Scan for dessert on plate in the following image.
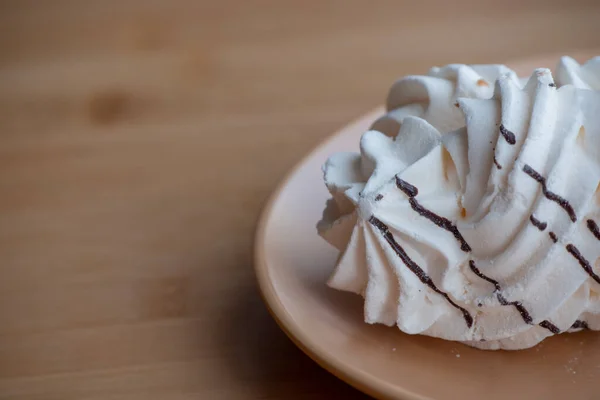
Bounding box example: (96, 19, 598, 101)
(317, 57, 600, 350)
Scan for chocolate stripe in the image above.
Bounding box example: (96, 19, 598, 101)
(529, 215, 547, 231)
(587, 219, 600, 241)
(566, 244, 600, 285)
(539, 320, 561, 334)
(493, 155, 502, 170)
(470, 261, 560, 333)
(549, 232, 558, 243)
(468, 260, 500, 290)
(369, 216, 473, 328)
(499, 124, 516, 145)
(469, 261, 533, 325)
(496, 293, 535, 326)
(522, 165, 577, 222)
(571, 320, 589, 330)
(396, 177, 471, 252)
(395, 178, 418, 197)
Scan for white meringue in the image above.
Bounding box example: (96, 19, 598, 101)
(318, 59, 600, 350)
(556, 56, 600, 90)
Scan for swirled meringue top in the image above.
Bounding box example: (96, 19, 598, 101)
(318, 59, 600, 350)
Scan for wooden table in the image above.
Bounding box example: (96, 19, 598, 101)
(1, 1, 599, 399)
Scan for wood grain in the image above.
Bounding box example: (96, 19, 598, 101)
(0, 1, 599, 399)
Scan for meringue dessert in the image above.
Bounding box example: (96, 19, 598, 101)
(317, 57, 600, 350)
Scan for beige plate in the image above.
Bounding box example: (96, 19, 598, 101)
(254, 52, 600, 400)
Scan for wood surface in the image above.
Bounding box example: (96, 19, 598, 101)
(0, 1, 599, 399)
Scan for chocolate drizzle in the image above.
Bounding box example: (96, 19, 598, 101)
(469, 261, 560, 333)
(493, 155, 502, 170)
(571, 320, 589, 330)
(369, 216, 473, 328)
(549, 232, 558, 243)
(522, 164, 577, 222)
(529, 215, 547, 231)
(566, 244, 600, 285)
(499, 124, 516, 145)
(374, 194, 384, 202)
(396, 177, 471, 252)
(548, 82, 556, 88)
(395, 178, 418, 197)
(469, 261, 533, 324)
(539, 320, 561, 334)
(587, 219, 600, 241)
